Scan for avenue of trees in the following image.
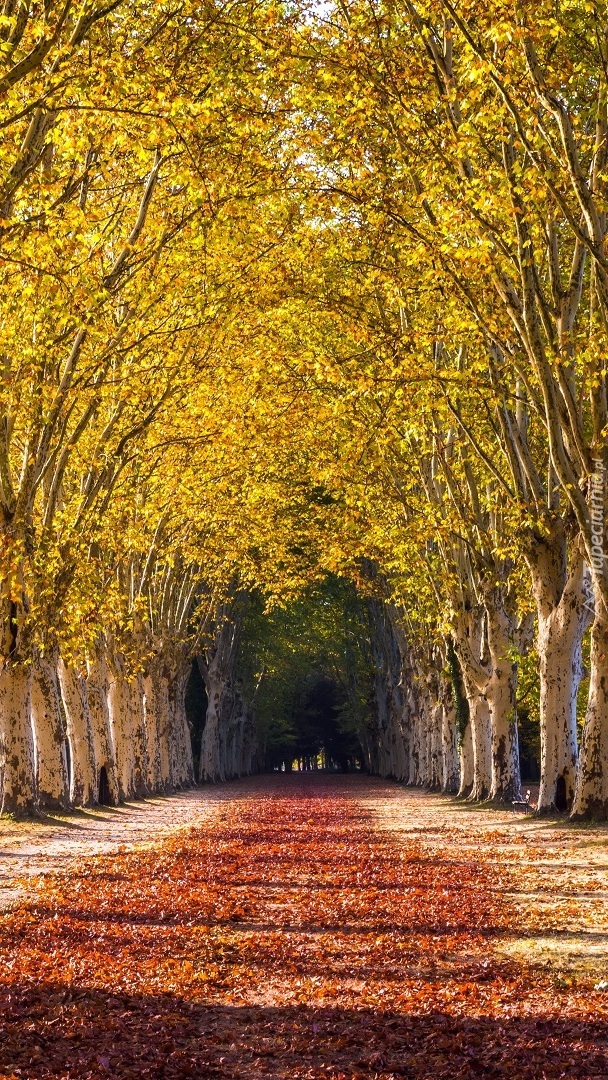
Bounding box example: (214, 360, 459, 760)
(0, 0, 607, 818)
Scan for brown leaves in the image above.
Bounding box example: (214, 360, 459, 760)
(1, 775, 608, 1077)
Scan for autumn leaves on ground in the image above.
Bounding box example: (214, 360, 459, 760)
(2, 776, 608, 1080)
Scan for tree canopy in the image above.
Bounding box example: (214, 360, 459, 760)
(1, 0, 607, 818)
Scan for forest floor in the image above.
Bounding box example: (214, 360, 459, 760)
(1, 775, 608, 1078)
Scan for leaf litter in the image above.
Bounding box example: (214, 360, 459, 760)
(1, 774, 608, 1078)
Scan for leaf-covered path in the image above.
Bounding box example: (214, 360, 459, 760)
(2, 775, 608, 1079)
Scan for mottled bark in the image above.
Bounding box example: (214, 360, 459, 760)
(454, 606, 492, 801)
(167, 662, 194, 787)
(429, 696, 443, 790)
(528, 534, 590, 811)
(30, 650, 69, 808)
(458, 720, 474, 797)
(107, 665, 137, 799)
(0, 661, 36, 815)
(484, 593, 522, 803)
(468, 694, 493, 801)
(141, 668, 163, 792)
(58, 658, 96, 805)
(571, 618, 608, 819)
(86, 651, 120, 805)
(199, 663, 225, 783)
(440, 677, 460, 793)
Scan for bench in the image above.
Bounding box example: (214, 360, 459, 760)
(512, 790, 533, 813)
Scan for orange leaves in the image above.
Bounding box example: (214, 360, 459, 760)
(1, 776, 608, 1076)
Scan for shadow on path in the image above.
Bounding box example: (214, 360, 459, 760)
(2, 981, 608, 1079)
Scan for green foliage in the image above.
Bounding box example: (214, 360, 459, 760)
(236, 576, 373, 766)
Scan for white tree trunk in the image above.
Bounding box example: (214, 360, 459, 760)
(142, 669, 163, 792)
(167, 663, 194, 787)
(537, 613, 585, 811)
(468, 694, 492, 801)
(58, 658, 96, 805)
(571, 617, 608, 819)
(458, 720, 474, 796)
(107, 665, 136, 799)
(418, 696, 433, 786)
(408, 698, 422, 785)
(486, 667, 521, 802)
(29, 651, 69, 809)
(86, 652, 120, 804)
(440, 685, 460, 793)
(128, 675, 149, 796)
(0, 661, 36, 815)
(455, 596, 522, 803)
(153, 668, 172, 789)
(402, 685, 415, 783)
(485, 596, 522, 803)
(446, 641, 473, 796)
(429, 700, 442, 788)
(454, 606, 492, 800)
(529, 540, 590, 811)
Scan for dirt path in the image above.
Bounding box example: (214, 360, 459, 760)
(1, 775, 608, 1078)
(367, 786, 608, 983)
(0, 789, 235, 913)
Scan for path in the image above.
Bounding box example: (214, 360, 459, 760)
(0, 790, 233, 913)
(1, 775, 608, 1078)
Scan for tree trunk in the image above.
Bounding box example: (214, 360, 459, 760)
(458, 719, 474, 797)
(440, 678, 460, 793)
(528, 535, 590, 812)
(571, 618, 608, 819)
(242, 707, 257, 775)
(368, 598, 410, 780)
(199, 666, 225, 783)
(198, 611, 241, 783)
(468, 694, 493, 801)
(58, 658, 96, 805)
(419, 694, 434, 786)
(0, 661, 36, 815)
(218, 686, 232, 780)
(141, 668, 163, 792)
(454, 593, 522, 803)
(408, 700, 422, 785)
(454, 605, 492, 800)
(485, 664, 521, 803)
(537, 607, 586, 812)
(231, 702, 244, 778)
(400, 682, 415, 784)
(30, 650, 69, 808)
(167, 662, 194, 787)
(429, 698, 442, 789)
(107, 665, 136, 799)
(86, 652, 120, 804)
(483, 592, 522, 803)
(393, 700, 409, 782)
(128, 675, 149, 796)
(154, 667, 172, 789)
(447, 638, 472, 795)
